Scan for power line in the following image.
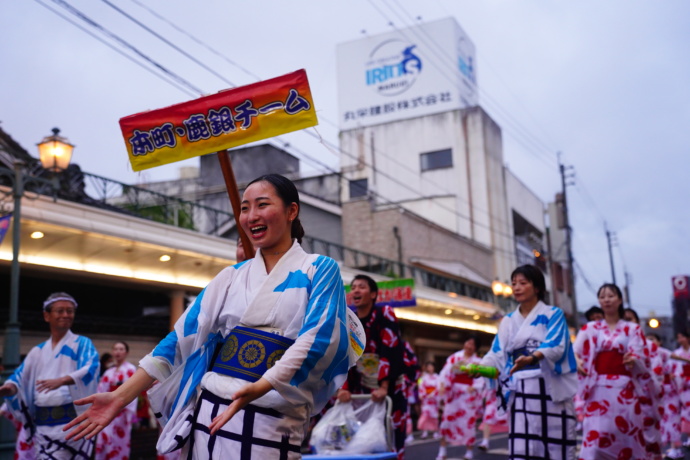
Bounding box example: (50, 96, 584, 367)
(373, 0, 559, 171)
(89, 0, 521, 236)
(127, 0, 262, 82)
(32, 0, 198, 98)
(37, 0, 558, 258)
(99, 0, 239, 89)
(43, 0, 204, 95)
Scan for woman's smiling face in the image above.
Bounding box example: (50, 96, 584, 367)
(240, 180, 297, 253)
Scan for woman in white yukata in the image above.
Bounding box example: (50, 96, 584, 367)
(436, 337, 484, 460)
(574, 284, 655, 460)
(674, 331, 690, 446)
(647, 333, 684, 459)
(417, 361, 441, 439)
(65, 174, 361, 459)
(476, 264, 578, 460)
(95, 341, 137, 460)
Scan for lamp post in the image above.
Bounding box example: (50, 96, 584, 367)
(492, 280, 514, 312)
(1, 128, 74, 376)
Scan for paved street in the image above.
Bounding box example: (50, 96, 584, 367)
(404, 431, 690, 459)
(405, 432, 510, 460)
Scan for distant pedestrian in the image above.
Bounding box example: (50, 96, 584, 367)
(436, 336, 484, 460)
(575, 284, 655, 459)
(99, 352, 114, 377)
(623, 307, 663, 458)
(648, 333, 685, 459)
(674, 331, 690, 446)
(95, 341, 137, 460)
(417, 362, 440, 439)
(402, 340, 420, 445)
(584, 305, 603, 322)
(478, 264, 577, 459)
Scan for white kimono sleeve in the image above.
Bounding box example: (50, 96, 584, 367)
(262, 256, 351, 414)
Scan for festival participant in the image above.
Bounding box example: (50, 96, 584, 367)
(65, 174, 360, 459)
(647, 333, 684, 459)
(574, 283, 655, 459)
(436, 336, 484, 460)
(584, 306, 604, 322)
(674, 331, 690, 447)
(402, 340, 420, 444)
(622, 307, 662, 459)
(337, 274, 407, 459)
(477, 383, 508, 451)
(0, 401, 35, 459)
(476, 264, 577, 459)
(0, 292, 99, 458)
(95, 341, 137, 460)
(417, 362, 441, 439)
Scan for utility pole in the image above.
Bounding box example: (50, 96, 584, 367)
(558, 153, 577, 317)
(624, 271, 632, 307)
(605, 222, 617, 285)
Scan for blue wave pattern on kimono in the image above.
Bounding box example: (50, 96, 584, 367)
(482, 302, 577, 404)
(141, 242, 355, 453)
(4, 331, 100, 430)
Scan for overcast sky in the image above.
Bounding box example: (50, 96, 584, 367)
(2, 0, 689, 318)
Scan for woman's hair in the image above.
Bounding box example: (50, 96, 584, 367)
(114, 341, 130, 353)
(597, 283, 625, 319)
(247, 174, 304, 243)
(624, 308, 640, 324)
(584, 305, 604, 321)
(464, 335, 480, 349)
(647, 333, 661, 343)
(510, 264, 546, 302)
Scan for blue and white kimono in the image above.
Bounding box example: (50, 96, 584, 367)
(3, 330, 100, 458)
(481, 301, 577, 460)
(140, 241, 359, 458)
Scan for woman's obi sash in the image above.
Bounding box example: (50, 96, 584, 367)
(34, 403, 77, 426)
(595, 350, 631, 376)
(451, 373, 474, 385)
(211, 326, 294, 383)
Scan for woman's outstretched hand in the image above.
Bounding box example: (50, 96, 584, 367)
(63, 392, 125, 441)
(209, 378, 273, 435)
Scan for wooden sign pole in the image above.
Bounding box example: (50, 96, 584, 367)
(217, 150, 255, 259)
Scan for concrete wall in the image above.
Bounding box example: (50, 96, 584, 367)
(340, 106, 515, 285)
(199, 145, 300, 188)
(342, 199, 493, 282)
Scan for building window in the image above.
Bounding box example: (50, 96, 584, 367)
(349, 178, 368, 199)
(420, 149, 453, 171)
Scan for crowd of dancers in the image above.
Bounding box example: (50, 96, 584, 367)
(0, 172, 686, 460)
(410, 267, 690, 460)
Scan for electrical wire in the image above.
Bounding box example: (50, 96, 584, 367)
(32, 0, 198, 98)
(85, 0, 523, 239)
(43, 0, 204, 95)
(35, 0, 555, 259)
(373, 0, 559, 170)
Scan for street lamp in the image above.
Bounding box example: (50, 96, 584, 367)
(0, 128, 74, 376)
(492, 280, 514, 312)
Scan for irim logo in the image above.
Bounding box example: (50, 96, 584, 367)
(365, 41, 422, 96)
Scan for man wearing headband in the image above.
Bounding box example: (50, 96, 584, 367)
(0, 292, 99, 458)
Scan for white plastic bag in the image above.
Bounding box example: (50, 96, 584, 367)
(341, 399, 388, 454)
(310, 401, 361, 454)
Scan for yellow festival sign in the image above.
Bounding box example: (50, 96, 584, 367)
(119, 69, 318, 171)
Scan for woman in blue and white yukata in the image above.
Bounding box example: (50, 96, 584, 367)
(65, 174, 363, 459)
(476, 264, 578, 460)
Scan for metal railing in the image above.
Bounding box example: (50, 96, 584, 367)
(79, 172, 235, 235)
